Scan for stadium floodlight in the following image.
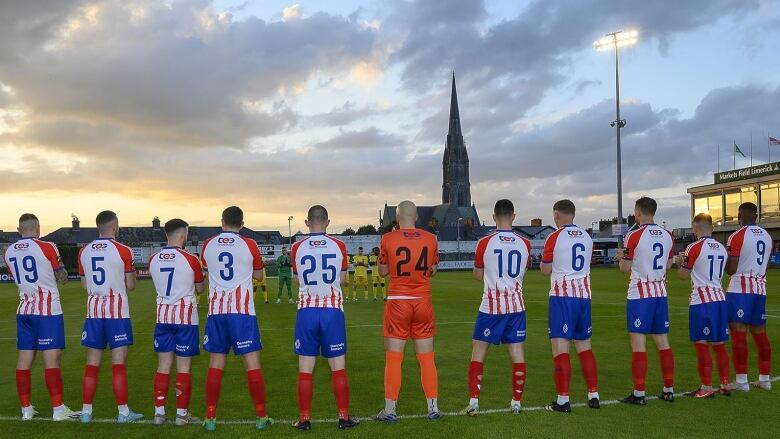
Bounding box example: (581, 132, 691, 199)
(287, 216, 293, 246)
(594, 29, 639, 248)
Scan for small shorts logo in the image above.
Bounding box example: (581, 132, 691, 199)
(295, 339, 301, 349)
(587, 326, 592, 334)
(203, 334, 209, 345)
(483, 328, 491, 337)
(81, 331, 87, 341)
(154, 339, 159, 348)
(737, 309, 745, 318)
(665, 321, 670, 328)
(562, 324, 569, 333)
(634, 318, 642, 328)
(703, 327, 710, 336)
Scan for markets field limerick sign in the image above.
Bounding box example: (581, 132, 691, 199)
(715, 162, 780, 184)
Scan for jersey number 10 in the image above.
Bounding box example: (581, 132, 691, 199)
(493, 249, 522, 278)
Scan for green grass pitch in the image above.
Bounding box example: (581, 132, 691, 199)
(0, 269, 778, 438)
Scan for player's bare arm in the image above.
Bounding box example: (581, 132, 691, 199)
(473, 267, 484, 280)
(615, 248, 632, 273)
(55, 267, 69, 284)
(675, 254, 690, 279)
(195, 280, 205, 294)
(378, 263, 389, 277)
(725, 256, 739, 275)
(125, 271, 137, 291)
(253, 269, 264, 281)
(80, 275, 87, 289)
(539, 262, 552, 276)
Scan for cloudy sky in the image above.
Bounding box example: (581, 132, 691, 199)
(1, 0, 779, 235)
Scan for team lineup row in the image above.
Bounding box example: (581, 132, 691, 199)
(4, 197, 773, 431)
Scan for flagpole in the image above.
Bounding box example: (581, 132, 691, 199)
(717, 143, 720, 173)
(770, 132, 772, 163)
(750, 130, 753, 167)
(734, 139, 736, 170)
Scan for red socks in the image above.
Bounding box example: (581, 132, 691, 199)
(246, 368, 267, 418)
(175, 372, 192, 411)
(468, 361, 484, 399)
(154, 372, 170, 408)
(712, 344, 730, 386)
(578, 349, 599, 393)
(694, 343, 713, 386)
(82, 364, 99, 405)
(331, 369, 350, 420)
(297, 372, 313, 422)
(752, 331, 772, 376)
(512, 362, 526, 401)
(631, 352, 648, 391)
(553, 353, 571, 396)
(205, 367, 223, 419)
(16, 369, 31, 407)
(44, 368, 64, 407)
(658, 348, 675, 388)
(732, 329, 748, 375)
(111, 364, 129, 406)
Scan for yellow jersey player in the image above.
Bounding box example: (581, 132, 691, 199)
(369, 247, 385, 300)
(343, 255, 351, 301)
(352, 247, 370, 300)
(253, 267, 269, 304)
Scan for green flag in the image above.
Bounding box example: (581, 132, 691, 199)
(734, 142, 746, 158)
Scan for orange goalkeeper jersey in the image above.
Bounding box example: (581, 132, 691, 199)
(379, 228, 439, 299)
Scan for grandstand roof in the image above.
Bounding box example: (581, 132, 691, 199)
(0, 230, 21, 243)
(41, 226, 284, 246)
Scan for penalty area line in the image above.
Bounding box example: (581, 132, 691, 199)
(1, 376, 777, 425)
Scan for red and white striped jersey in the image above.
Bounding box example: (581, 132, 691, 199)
(291, 233, 348, 310)
(149, 247, 204, 325)
(201, 231, 263, 316)
(683, 237, 727, 305)
(726, 225, 771, 295)
(4, 238, 64, 316)
(78, 238, 135, 319)
(542, 225, 593, 299)
(623, 224, 674, 299)
(474, 230, 531, 314)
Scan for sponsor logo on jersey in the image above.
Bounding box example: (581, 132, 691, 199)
(91, 242, 108, 249)
(159, 252, 176, 260)
(499, 236, 516, 242)
(649, 229, 664, 236)
(750, 228, 764, 235)
(309, 239, 327, 247)
(217, 237, 235, 244)
(707, 242, 720, 249)
(403, 231, 422, 238)
(13, 242, 30, 249)
(567, 230, 583, 237)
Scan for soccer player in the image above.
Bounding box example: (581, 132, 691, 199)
(352, 246, 370, 300)
(253, 267, 269, 304)
(615, 197, 676, 404)
(149, 219, 204, 426)
(200, 206, 272, 431)
(343, 254, 352, 301)
(276, 247, 294, 304)
(461, 199, 531, 416)
(374, 200, 441, 422)
(78, 210, 142, 423)
(5, 213, 77, 421)
(725, 202, 772, 391)
(289, 205, 359, 431)
(541, 200, 599, 413)
(370, 246, 386, 300)
(675, 213, 731, 398)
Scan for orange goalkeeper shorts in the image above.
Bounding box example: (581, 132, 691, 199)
(383, 297, 436, 339)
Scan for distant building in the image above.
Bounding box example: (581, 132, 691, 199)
(381, 73, 484, 240)
(0, 230, 20, 243)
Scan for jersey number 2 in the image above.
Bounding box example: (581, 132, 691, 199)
(396, 247, 428, 276)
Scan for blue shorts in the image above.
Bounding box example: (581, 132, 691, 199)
(627, 297, 670, 334)
(727, 293, 767, 326)
(548, 297, 592, 340)
(154, 323, 200, 357)
(294, 308, 347, 358)
(17, 314, 65, 351)
(689, 301, 729, 342)
(203, 314, 262, 355)
(81, 318, 133, 349)
(472, 311, 526, 345)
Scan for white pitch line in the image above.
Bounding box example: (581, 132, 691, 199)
(1, 376, 777, 425)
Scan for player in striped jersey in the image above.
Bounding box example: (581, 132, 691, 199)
(289, 205, 359, 431)
(725, 202, 773, 391)
(78, 210, 142, 423)
(541, 200, 599, 413)
(675, 213, 731, 398)
(461, 199, 531, 416)
(149, 219, 204, 426)
(200, 206, 272, 431)
(5, 213, 77, 421)
(615, 197, 676, 404)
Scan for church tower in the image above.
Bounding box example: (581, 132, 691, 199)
(442, 72, 471, 207)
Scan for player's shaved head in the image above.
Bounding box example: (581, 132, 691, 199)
(692, 212, 714, 236)
(494, 199, 514, 218)
(18, 213, 40, 235)
(164, 218, 188, 236)
(396, 200, 418, 227)
(635, 197, 657, 216)
(96, 210, 118, 233)
(553, 199, 576, 215)
(307, 205, 329, 225)
(738, 202, 758, 225)
(222, 206, 243, 229)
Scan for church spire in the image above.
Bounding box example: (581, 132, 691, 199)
(448, 71, 462, 138)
